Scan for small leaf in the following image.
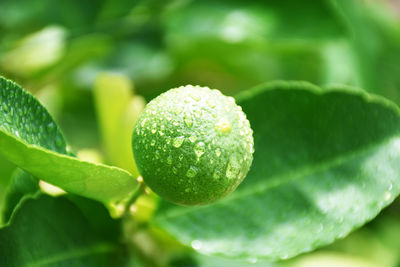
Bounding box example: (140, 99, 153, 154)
(0, 194, 126, 267)
(0, 77, 136, 203)
(1, 168, 39, 223)
(154, 81, 400, 260)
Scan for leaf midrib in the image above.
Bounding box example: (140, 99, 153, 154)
(156, 135, 400, 220)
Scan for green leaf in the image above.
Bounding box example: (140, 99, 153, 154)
(1, 168, 39, 223)
(0, 194, 126, 267)
(0, 155, 17, 224)
(0, 77, 136, 203)
(154, 81, 400, 260)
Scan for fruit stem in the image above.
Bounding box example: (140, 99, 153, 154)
(123, 176, 146, 217)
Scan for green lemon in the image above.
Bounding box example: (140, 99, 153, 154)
(132, 85, 254, 206)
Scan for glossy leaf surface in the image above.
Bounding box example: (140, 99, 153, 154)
(0, 194, 125, 266)
(0, 77, 136, 203)
(154, 81, 400, 260)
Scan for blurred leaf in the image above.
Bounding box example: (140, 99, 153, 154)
(330, 0, 383, 93)
(331, 0, 400, 103)
(0, 194, 126, 267)
(0, 0, 103, 34)
(164, 0, 344, 43)
(0, 26, 66, 77)
(154, 81, 400, 260)
(94, 73, 146, 176)
(0, 77, 136, 203)
(162, 0, 347, 94)
(285, 252, 381, 267)
(1, 169, 39, 224)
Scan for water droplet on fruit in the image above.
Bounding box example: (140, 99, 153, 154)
(186, 166, 197, 178)
(166, 136, 171, 144)
(173, 136, 185, 148)
(194, 142, 206, 159)
(216, 117, 231, 133)
(175, 105, 183, 114)
(226, 157, 240, 179)
(2, 103, 9, 112)
(184, 114, 193, 128)
(206, 98, 216, 108)
(150, 140, 156, 146)
(189, 135, 197, 143)
(215, 148, 221, 157)
(167, 155, 173, 164)
(193, 109, 202, 118)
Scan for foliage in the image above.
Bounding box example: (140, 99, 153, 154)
(1, 0, 400, 266)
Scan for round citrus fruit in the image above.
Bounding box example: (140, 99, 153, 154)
(132, 85, 254, 206)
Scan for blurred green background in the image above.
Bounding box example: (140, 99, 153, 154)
(1, 0, 400, 266)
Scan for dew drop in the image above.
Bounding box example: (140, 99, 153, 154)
(247, 257, 258, 264)
(167, 155, 173, 164)
(194, 142, 206, 159)
(173, 136, 185, 148)
(215, 148, 221, 157)
(184, 114, 193, 128)
(193, 109, 202, 118)
(206, 98, 216, 108)
(384, 191, 392, 201)
(215, 117, 231, 133)
(186, 166, 197, 178)
(55, 135, 64, 148)
(191, 240, 202, 250)
(140, 118, 147, 127)
(189, 135, 197, 143)
(150, 140, 156, 146)
(2, 103, 9, 112)
(175, 105, 183, 114)
(47, 122, 55, 132)
(226, 157, 240, 179)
